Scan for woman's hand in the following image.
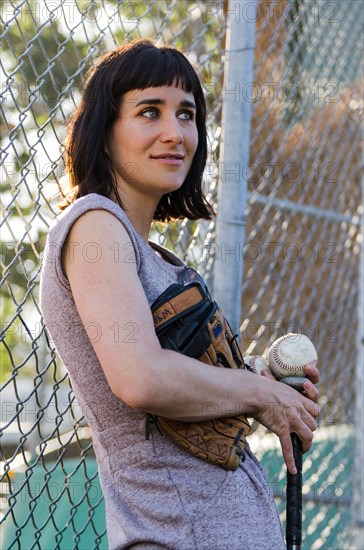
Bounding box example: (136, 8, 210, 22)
(260, 362, 320, 403)
(301, 364, 320, 402)
(252, 369, 320, 474)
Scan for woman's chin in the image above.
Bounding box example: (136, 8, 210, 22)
(159, 180, 185, 196)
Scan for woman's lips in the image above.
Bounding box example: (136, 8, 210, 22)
(150, 154, 184, 166)
(151, 157, 184, 165)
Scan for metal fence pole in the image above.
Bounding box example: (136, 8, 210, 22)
(352, 145, 364, 548)
(212, 0, 258, 335)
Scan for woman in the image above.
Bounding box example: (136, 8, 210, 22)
(40, 39, 319, 549)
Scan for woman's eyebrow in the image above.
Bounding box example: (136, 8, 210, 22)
(134, 98, 196, 110)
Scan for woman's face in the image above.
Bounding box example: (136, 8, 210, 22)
(107, 85, 199, 201)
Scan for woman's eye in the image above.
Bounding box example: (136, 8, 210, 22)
(178, 110, 194, 121)
(140, 108, 194, 121)
(141, 108, 159, 119)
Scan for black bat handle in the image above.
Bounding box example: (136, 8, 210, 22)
(281, 376, 307, 550)
(286, 433, 302, 550)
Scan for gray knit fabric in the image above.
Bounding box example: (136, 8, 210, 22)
(39, 193, 285, 549)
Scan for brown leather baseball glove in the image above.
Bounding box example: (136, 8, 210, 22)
(149, 281, 251, 471)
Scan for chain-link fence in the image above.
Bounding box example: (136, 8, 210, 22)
(238, 2, 363, 548)
(1, 1, 363, 548)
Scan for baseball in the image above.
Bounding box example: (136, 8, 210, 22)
(244, 355, 270, 375)
(268, 333, 318, 380)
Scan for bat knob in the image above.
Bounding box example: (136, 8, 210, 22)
(280, 376, 308, 392)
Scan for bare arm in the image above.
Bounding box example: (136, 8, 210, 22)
(63, 209, 319, 474)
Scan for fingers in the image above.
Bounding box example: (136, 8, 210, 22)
(299, 404, 318, 432)
(303, 363, 320, 384)
(254, 377, 319, 471)
(279, 432, 296, 475)
(302, 363, 320, 403)
(281, 425, 315, 474)
(280, 405, 316, 472)
(280, 394, 317, 458)
(301, 393, 320, 419)
(302, 379, 319, 403)
(295, 419, 315, 453)
(266, 425, 313, 474)
(285, 401, 317, 441)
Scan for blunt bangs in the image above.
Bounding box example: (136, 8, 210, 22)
(107, 41, 205, 114)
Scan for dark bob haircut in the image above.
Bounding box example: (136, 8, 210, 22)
(58, 39, 215, 221)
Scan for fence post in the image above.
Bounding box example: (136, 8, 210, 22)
(352, 151, 364, 547)
(212, 0, 258, 336)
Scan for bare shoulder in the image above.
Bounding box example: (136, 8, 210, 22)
(60, 208, 159, 404)
(61, 208, 137, 280)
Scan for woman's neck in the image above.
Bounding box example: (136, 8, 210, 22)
(110, 188, 159, 242)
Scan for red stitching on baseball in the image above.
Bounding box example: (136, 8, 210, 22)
(271, 334, 317, 372)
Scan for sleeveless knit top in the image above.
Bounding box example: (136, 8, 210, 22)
(39, 193, 285, 550)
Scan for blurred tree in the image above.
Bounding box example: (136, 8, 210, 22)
(0, 0, 226, 380)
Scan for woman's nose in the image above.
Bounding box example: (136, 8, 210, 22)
(159, 116, 184, 144)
